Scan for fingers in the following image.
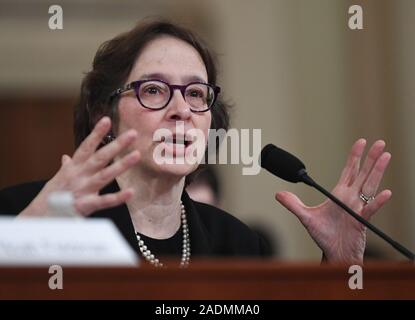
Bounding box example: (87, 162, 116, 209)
(360, 152, 391, 197)
(72, 117, 112, 163)
(88, 150, 141, 191)
(353, 140, 386, 188)
(338, 139, 366, 186)
(275, 191, 310, 224)
(75, 188, 135, 216)
(361, 189, 392, 220)
(83, 129, 138, 173)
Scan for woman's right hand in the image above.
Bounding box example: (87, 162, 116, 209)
(18, 117, 140, 217)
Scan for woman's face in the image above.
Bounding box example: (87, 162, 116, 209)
(116, 36, 212, 179)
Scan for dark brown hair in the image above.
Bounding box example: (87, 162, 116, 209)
(73, 19, 230, 148)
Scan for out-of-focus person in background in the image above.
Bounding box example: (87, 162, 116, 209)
(187, 165, 277, 256)
(186, 165, 222, 208)
(0, 19, 392, 266)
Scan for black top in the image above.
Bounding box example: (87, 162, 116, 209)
(0, 181, 271, 258)
(137, 229, 182, 256)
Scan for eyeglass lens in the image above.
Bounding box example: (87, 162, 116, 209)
(137, 80, 214, 111)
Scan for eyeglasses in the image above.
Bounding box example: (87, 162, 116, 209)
(110, 79, 221, 112)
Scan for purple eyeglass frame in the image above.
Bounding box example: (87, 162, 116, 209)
(110, 79, 221, 112)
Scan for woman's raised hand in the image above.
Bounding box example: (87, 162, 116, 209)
(19, 117, 140, 217)
(275, 139, 392, 264)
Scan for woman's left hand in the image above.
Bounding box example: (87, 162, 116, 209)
(275, 139, 392, 264)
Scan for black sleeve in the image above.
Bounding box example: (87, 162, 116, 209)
(0, 181, 47, 216)
(191, 199, 274, 257)
(256, 232, 273, 257)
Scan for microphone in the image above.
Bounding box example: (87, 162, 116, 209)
(260, 143, 415, 261)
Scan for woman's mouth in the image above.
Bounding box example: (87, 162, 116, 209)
(162, 135, 191, 147)
(160, 134, 194, 157)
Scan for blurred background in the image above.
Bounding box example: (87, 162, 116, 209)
(0, 0, 414, 261)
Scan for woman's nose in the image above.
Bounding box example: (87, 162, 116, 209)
(166, 89, 192, 120)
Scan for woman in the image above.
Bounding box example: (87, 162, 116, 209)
(0, 20, 391, 266)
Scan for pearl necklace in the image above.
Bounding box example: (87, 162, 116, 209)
(135, 201, 190, 268)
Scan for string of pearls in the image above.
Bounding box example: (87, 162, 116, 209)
(135, 201, 190, 268)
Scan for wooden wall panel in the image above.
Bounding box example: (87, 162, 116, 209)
(0, 96, 76, 189)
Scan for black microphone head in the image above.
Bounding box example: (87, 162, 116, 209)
(260, 144, 306, 183)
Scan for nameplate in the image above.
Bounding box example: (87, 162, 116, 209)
(0, 217, 139, 266)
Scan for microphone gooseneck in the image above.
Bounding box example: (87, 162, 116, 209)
(260, 143, 415, 261)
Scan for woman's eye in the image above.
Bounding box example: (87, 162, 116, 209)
(144, 86, 162, 95)
(187, 90, 204, 98)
